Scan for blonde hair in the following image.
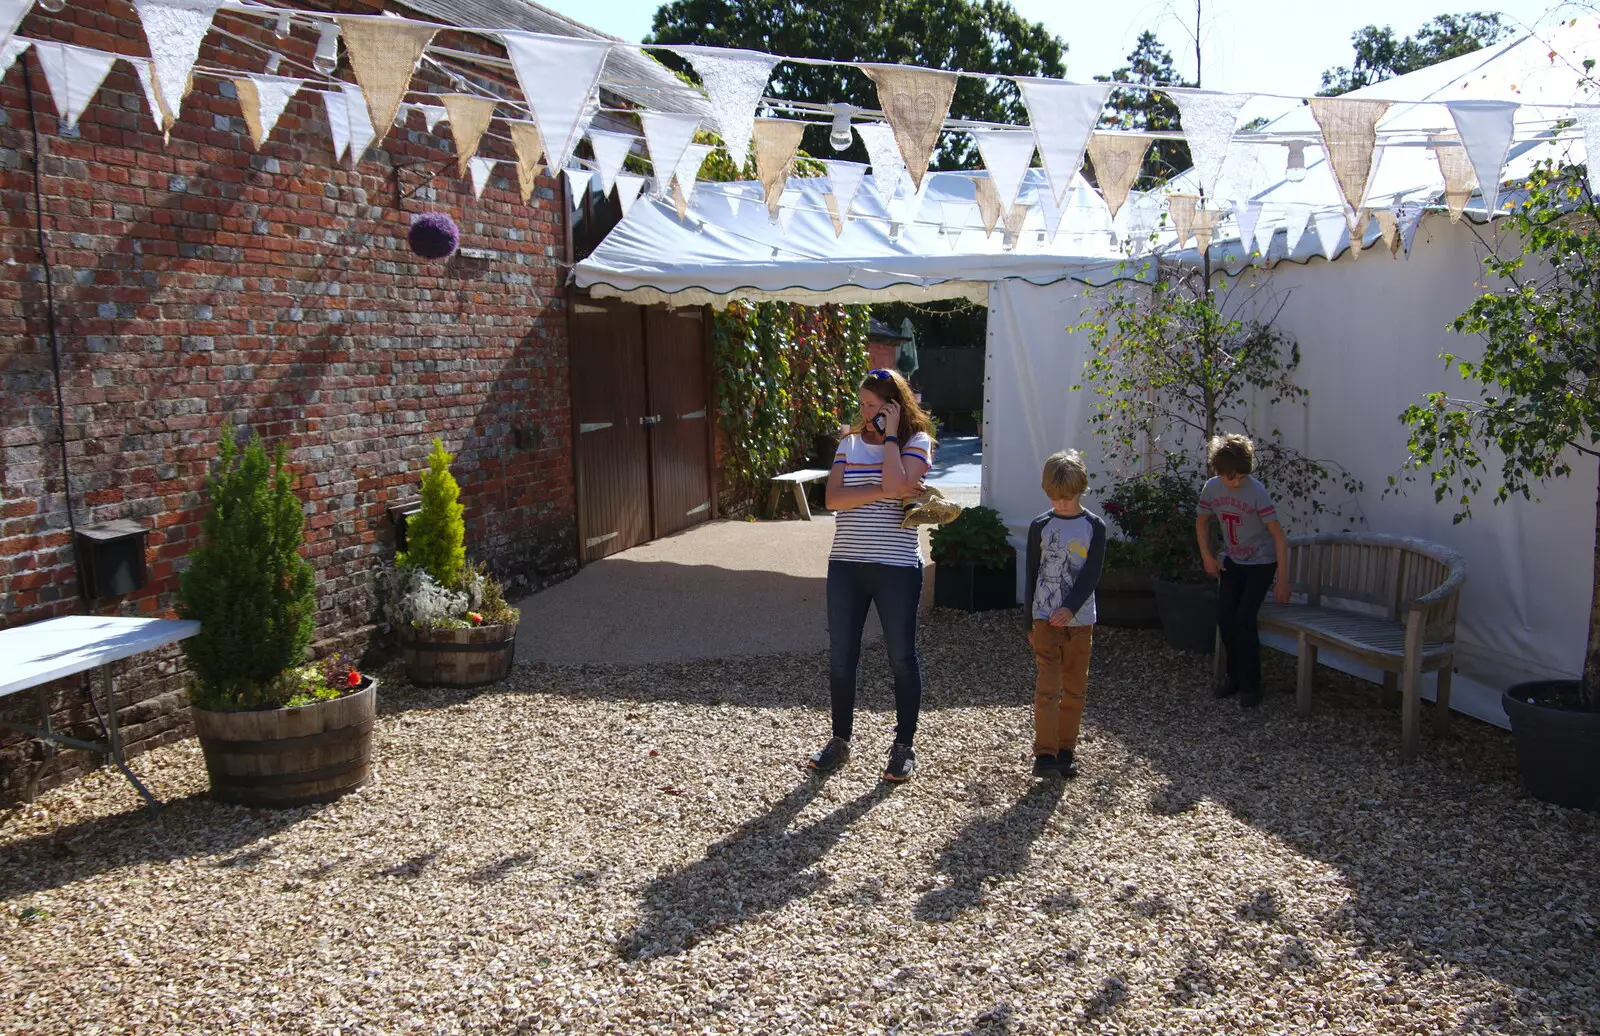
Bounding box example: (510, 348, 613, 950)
(857, 368, 937, 444)
(1207, 433, 1255, 476)
(1041, 450, 1088, 499)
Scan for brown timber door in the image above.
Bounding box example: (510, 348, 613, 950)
(571, 298, 651, 562)
(645, 307, 712, 539)
(570, 298, 713, 563)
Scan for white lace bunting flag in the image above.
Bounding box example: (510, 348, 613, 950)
(131, 0, 221, 133)
(669, 46, 778, 170)
(1395, 200, 1424, 257)
(674, 142, 713, 210)
(1170, 90, 1250, 200)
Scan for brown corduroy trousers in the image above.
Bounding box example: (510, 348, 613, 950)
(1029, 621, 1093, 756)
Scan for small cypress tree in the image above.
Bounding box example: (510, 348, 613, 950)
(398, 438, 465, 587)
(176, 425, 316, 710)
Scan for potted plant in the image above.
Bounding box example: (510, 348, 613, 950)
(381, 439, 520, 687)
(931, 505, 1017, 612)
(1396, 157, 1600, 810)
(1077, 261, 1361, 651)
(176, 425, 377, 808)
(1097, 471, 1201, 632)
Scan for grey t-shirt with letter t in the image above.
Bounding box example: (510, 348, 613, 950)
(1198, 476, 1280, 565)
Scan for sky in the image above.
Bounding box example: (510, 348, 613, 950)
(534, 0, 1575, 95)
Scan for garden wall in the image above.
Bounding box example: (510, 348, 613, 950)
(0, 1, 578, 801)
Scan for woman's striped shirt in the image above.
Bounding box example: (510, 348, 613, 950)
(829, 431, 934, 568)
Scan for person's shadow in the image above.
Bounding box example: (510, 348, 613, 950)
(616, 777, 895, 960)
(915, 779, 1067, 922)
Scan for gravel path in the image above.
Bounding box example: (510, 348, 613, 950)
(3, 612, 1596, 1034)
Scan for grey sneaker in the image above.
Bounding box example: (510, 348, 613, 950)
(806, 736, 851, 773)
(882, 742, 916, 782)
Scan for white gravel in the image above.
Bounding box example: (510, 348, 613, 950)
(2, 612, 1596, 1035)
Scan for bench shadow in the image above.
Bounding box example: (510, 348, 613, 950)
(615, 776, 895, 960)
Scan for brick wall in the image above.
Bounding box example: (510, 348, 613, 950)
(0, 2, 579, 801)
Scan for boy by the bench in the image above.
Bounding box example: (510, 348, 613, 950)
(1196, 434, 1291, 709)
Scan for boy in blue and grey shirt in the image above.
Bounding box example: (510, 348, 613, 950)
(1023, 450, 1106, 779)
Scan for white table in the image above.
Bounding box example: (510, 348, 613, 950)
(0, 615, 200, 811)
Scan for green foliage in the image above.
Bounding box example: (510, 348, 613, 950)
(398, 439, 466, 587)
(1319, 13, 1509, 96)
(1395, 159, 1599, 704)
(1095, 31, 1193, 190)
(931, 505, 1013, 569)
(714, 302, 870, 509)
(646, 0, 1065, 170)
(1076, 262, 1362, 529)
(177, 425, 316, 711)
(1099, 470, 1203, 578)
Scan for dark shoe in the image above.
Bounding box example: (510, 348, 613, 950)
(1032, 754, 1058, 777)
(1056, 749, 1079, 779)
(882, 742, 916, 782)
(1239, 690, 1264, 709)
(1214, 680, 1238, 698)
(806, 736, 851, 772)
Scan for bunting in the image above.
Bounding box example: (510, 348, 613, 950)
(1192, 207, 1221, 254)
(674, 142, 713, 209)
(1395, 201, 1424, 257)
(1429, 134, 1475, 223)
(1447, 100, 1517, 215)
(501, 33, 610, 173)
(131, 0, 220, 133)
(565, 166, 593, 209)
(1312, 209, 1346, 260)
(753, 118, 806, 216)
(1235, 199, 1263, 258)
(824, 193, 846, 236)
(1348, 208, 1371, 260)
(509, 120, 546, 203)
(669, 46, 778, 170)
(857, 121, 907, 206)
(441, 94, 496, 176)
(1002, 202, 1030, 245)
(969, 127, 1036, 212)
(234, 74, 303, 150)
(1086, 134, 1152, 219)
(131, 57, 175, 132)
(1, 0, 28, 55)
(1252, 204, 1279, 261)
(1016, 78, 1108, 203)
(342, 83, 376, 163)
(776, 187, 800, 233)
(1, 36, 28, 80)
(1307, 96, 1390, 219)
(1168, 193, 1199, 247)
(861, 64, 957, 191)
(972, 176, 1003, 236)
(639, 111, 701, 196)
(822, 159, 867, 221)
(467, 156, 497, 199)
(1283, 202, 1314, 255)
(31, 40, 118, 132)
(1374, 208, 1400, 255)
(416, 104, 447, 134)
(322, 89, 351, 162)
(1581, 109, 1600, 197)
(1035, 183, 1066, 242)
(614, 172, 646, 216)
(1170, 90, 1250, 200)
(336, 17, 435, 141)
(587, 128, 635, 195)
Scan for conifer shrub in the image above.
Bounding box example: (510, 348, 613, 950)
(397, 438, 465, 587)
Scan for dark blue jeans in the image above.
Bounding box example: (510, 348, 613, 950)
(1218, 558, 1278, 695)
(827, 560, 924, 746)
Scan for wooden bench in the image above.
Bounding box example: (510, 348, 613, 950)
(1213, 533, 1466, 759)
(767, 468, 831, 520)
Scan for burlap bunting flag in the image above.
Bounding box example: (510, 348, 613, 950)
(971, 176, 1003, 236)
(233, 74, 303, 150)
(1306, 97, 1390, 219)
(753, 119, 806, 217)
(509, 121, 546, 204)
(861, 64, 958, 192)
(1348, 208, 1371, 260)
(1002, 202, 1030, 248)
(337, 17, 436, 143)
(1192, 207, 1221, 254)
(1374, 208, 1400, 255)
(442, 94, 497, 177)
(1168, 193, 1200, 247)
(824, 193, 846, 237)
(1086, 134, 1152, 219)
(1430, 134, 1476, 224)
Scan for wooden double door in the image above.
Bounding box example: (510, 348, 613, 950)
(570, 297, 714, 563)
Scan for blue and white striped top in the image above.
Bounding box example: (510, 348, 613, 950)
(829, 431, 934, 568)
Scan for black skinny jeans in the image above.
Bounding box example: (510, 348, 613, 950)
(826, 559, 924, 745)
(1218, 558, 1277, 695)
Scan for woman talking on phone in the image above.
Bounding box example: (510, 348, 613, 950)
(806, 368, 936, 782)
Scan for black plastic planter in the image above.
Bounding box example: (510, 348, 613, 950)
(934, 553, 1017, 612)
(1503, 681, 1600, 811)
(1150, 576, 1217, 653)
(1097, 566, 1162, 629)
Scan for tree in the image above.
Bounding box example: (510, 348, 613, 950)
(1395, 159, 1600, 710)
(1094, 31, 1193, 190)
(399, 438, 467, 588)
(1319, 13, 1510, 96)
(645, 0, 1066, 170)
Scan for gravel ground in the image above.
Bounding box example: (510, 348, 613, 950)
(2, 611, 1597, 1035)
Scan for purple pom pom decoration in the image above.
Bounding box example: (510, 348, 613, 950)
(408, 212, 459, 260)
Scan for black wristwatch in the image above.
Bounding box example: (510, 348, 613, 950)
(883, 434, 899, 443)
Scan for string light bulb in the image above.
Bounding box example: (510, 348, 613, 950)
(264, 52, 283, 75)
(274, 12, 294, 37)
(38, 0, 66, 11)
(1286, 141, 1308, 183)
(828, 103, 855, 151)
(312, 22, 340, 76)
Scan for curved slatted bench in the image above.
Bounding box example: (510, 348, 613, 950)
(1213, 533, 1466, 758)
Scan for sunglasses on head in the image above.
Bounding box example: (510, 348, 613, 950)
(868, 368, 893, 380)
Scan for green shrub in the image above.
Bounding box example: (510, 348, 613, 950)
(177, 425, 316, 711)
(1100, 470, 1204, 578)
(930, 505, 1014, 570)
(398, 438, 465, 586)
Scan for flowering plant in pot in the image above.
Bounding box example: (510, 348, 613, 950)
(176, 425, 376, 807)
(379, 439, 520, 687)
(1396, 158, 1600, 810)
(1096, 470, 1202, 629)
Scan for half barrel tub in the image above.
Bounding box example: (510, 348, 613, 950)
(192, 677, 378, 808)
(401, 622, 518, 688)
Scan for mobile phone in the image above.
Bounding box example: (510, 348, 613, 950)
(871, 413, 887, 433)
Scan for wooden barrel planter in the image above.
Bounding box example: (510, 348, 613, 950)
(192, 677, 378, 808)
(401, 621, 518, 688)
